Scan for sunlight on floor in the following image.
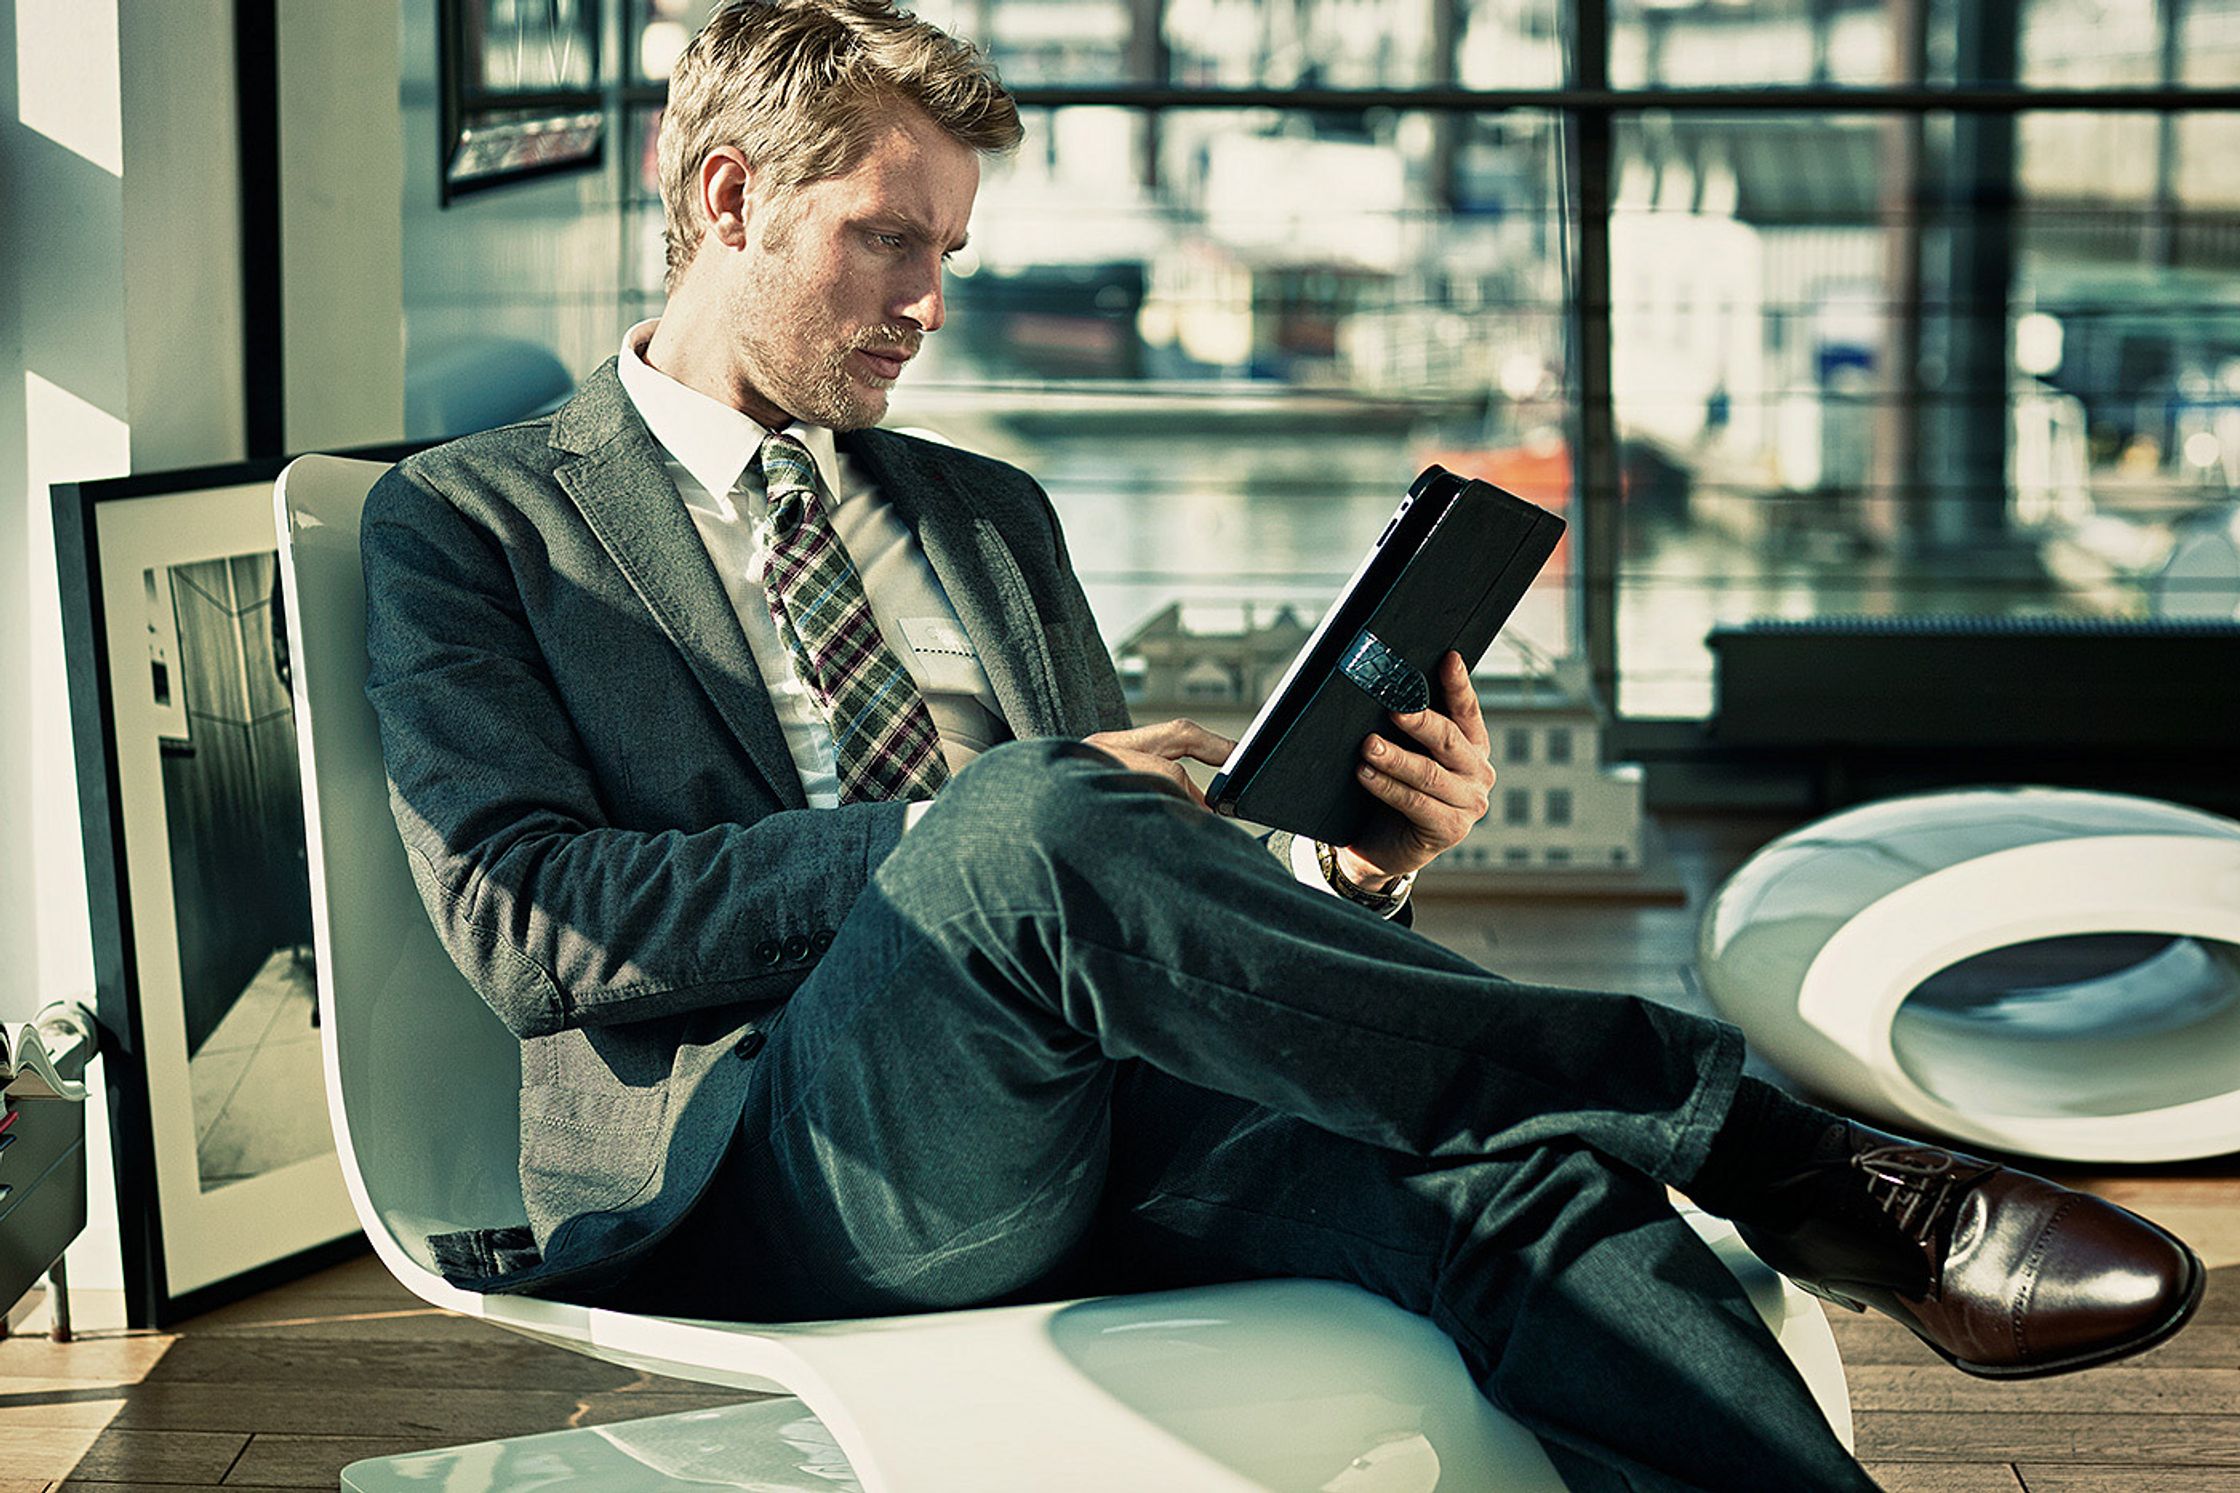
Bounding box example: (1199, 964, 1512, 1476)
(0, 1324, 174, 1485)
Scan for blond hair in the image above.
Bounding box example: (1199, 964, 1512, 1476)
(658, 0, 1022, 293)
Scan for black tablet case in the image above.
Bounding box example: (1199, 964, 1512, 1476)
(1205, 466, 1565, 846)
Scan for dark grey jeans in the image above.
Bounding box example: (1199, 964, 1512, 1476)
(625, 739, 1873, 1492)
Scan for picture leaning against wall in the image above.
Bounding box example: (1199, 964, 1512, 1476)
(52, 458, 404, 1325)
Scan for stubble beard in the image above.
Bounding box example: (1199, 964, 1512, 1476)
(731, 289, 883, 431)
(728, 217, 917, 432)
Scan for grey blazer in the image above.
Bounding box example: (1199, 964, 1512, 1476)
(362, 359, 1132, 1290)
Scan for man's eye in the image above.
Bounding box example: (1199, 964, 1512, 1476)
(871, 232, 905, 250)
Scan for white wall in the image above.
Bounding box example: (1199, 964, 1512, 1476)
(5, 0, 246, 1311)
(7, 0, 246, 998)
(119, 0, 247, 468)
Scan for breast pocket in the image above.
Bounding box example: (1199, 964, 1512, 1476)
(897, 615, 989, 697)
(897, 615, 1010, 759)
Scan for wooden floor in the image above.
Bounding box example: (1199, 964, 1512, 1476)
(2, 813, 2234, 1491)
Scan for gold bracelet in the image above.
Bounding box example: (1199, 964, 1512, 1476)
(1315, 839, 1413, 913)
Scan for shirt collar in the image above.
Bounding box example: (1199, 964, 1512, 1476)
(616, 319, 842, 507)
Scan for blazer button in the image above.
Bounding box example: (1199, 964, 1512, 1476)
(811, 928, 835, 954)
(734, 1030, 767, 1060)
(782, 933, 810, 962)
(753, 940, 782, 965)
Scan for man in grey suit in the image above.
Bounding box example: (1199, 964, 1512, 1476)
(362, 2, 2202, 1487)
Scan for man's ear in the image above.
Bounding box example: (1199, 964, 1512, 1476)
(700, 146, 753, 250)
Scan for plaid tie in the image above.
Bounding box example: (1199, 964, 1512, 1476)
(758, 433, 950, 804)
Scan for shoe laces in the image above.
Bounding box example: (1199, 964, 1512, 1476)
(1846, 1144, 1996, 1292)
(1854, 1145, 1968, 1231)
(1757, 1136, 1995, 1297)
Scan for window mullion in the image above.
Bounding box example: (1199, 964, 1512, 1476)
(1566, 0, 1620, 716)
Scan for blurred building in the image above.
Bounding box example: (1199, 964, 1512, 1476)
(1116, 604, 1646, 879)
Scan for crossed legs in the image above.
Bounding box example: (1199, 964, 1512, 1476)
(638, 739, 1869, 1490)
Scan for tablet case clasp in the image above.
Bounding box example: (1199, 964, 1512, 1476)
(1339, 629, 1428, 714)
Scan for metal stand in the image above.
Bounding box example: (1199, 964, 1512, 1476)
(0, 1259, 72, 1343)
(48, 1256, 71, 1343)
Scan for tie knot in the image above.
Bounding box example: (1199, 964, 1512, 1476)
(758, 433, 819, 501)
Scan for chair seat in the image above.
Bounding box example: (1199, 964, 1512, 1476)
(359, 1207, 1843, 1492)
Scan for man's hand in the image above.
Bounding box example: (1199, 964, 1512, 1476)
(1083, 718, 1237, 809)
(1341, 651, 1495, 887)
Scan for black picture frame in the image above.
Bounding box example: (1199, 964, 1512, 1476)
(55, 445, 422, 1328)
(439, 0, 606, 203)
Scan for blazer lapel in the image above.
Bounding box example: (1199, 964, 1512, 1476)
(845, 430, 1062, 736)
(552, 362, 808, 809)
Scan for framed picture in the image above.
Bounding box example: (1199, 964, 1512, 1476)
(55, 450, 417, 1326)
(439, 0, 606, 203)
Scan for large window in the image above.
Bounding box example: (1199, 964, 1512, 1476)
(619, 0, 2240, 731)
(1610, 104, 2240, 713)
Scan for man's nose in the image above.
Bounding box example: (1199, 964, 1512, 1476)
(896, 262, 946, 334)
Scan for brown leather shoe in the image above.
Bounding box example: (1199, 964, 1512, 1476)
(1736, 1124, 2204, 1379)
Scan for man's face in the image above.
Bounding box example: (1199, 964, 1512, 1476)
(721, 107, 979, 431)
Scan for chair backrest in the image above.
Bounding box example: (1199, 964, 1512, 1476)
(275, 455, 525, 1297)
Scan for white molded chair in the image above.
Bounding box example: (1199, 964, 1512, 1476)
(275, 453, 1851, 1492)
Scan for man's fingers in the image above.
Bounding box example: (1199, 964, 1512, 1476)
(1086, 717, 1237, 766)
(1362, 734, 1489, 819)
(1087, 740, 1211, 808)
(1158, 717, 1237, 766)
(1344, 659, 1494, 874)
(1441, 651, 1489, 749)
(1144, 750, 1210, 807)
(1356, 758, 1467, 841)
(1388, 705, 1477, 773)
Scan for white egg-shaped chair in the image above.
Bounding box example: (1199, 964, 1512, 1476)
(278, 453, 1850, 1491)
(1699, 787, 2240, 1163)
